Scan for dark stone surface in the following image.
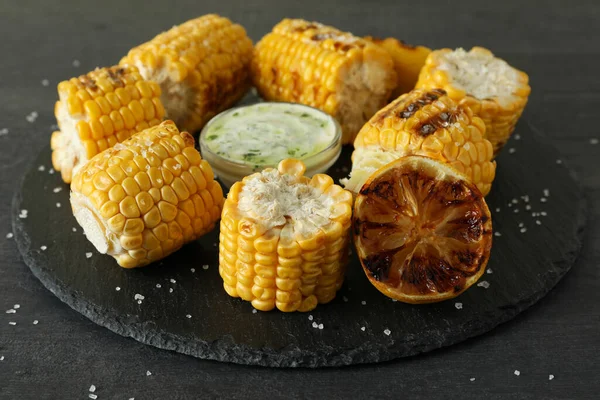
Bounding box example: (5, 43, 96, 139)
(2, 0, 600, 397)
(11, 121, 586, 367)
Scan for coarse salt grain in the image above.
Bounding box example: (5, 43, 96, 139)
(156, 284, 161, 288)
(494, 232, 502, 237)
(41, 79, 49, 86)
(49, 168, 55, 174)
(384, 329, 391, 336)
(202, 265, 209, 270)
(318, 324, 324, 330)
(308, 315, 313, 321)
(38, 165, 45, 171)
(134, 294, 145, 300)
(85, 252, 92, 258)
(556, 159, 562, 164)
(470, 378, 476, 382)
(508, 148, 516, 154)
(477, 281, 490, 289)
(73, 59, 81, 67)
(88, 394, 97, 400)
(513, 209, 519, 213)
(9, 322, 16, 325)
(514, 134, 521, 140)
(536, 220, 542, 225)
(252, 309, 257, 314)
(590, 138, 599, 145)
(89, 385, 96, 392)
(312, 322, 318, 328)
(190, 268, 195, 273)
(455, 302, 463, 310)
(72, 227, 77, 232)
(0, 356, 4, 361)
(53, 187, 62, 193)
(0, 128, 8, 136)
(361, 327, 365, 331)
(361, 301, 366, 305)
(540, 198, 547, 203)
(6, 233, 13, 239)
(541, 211, 547, 216)
(549, 374, 554, 380)
(525, 205, 531, 210)
(169, 288, 173, 293)
(6, 309, 15, 314)
(14, 304, 19, 309)
(33, 320, 38, 325)
(170, 279, 176, 283)
(487, 268, 493, 274)
(543, 189, 550, 197)
(511, 198, 518, 204)
(342, 296, 348, 302)
(40, 246, 47, 251)
(495, 207, 500, 212)
(146, 371, 152, 376)
(116, 287, 121, 291)
(520, 228, 527, 233)
(514, 370, 520, 376)
(186, 314, 192, 319)
(518, 222, 524, 228)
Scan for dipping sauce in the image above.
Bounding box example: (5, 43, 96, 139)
(200, 102, 342, 187)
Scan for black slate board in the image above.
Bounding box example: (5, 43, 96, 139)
(11, 121, 586, 367)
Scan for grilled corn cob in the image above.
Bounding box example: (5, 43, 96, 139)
(120, 14, 253, 134)
(70, 120, 223, 268)
(344, 88, 496, 196)
(415, 47, 530, 154)
(364, 36, 431, 99)
(51, 65, 165, 183)
(219, 159, 353, 312)
(251, 19, 397, 144)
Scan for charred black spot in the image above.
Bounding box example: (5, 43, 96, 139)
(415, 110, 457, 137)
(79, 75, 98, 90)
(397, 89, 447, 120)
(311, 32, 336, 41)
(456, 250, 477, 265)
(106, 67, 126, 87)
(453, 285, 464, 293)
(363, 250, 395, 281)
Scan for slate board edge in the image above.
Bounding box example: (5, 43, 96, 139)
(11, 134, 588, 368)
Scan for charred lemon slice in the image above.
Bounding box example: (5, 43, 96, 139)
(353, 156, 492, 303)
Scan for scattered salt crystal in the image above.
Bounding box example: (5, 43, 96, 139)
(25, 111, 38, 123)
(202, 264, 209, 270)
(312, 322, 318, 328)
(19, 209, 28, 218)
(0, 128, 8, 136)
(190, 268, 195, 273)
(85, 252, 92, 258)
(549, 374, 554, 380)
(137, 300, 142, 305)
(494, 232, 502, 237)
(511, 198, 518, 204)
(318, 324, 324, 330)
(6, 309, 15, 314)
(360, 327, 365, 331)
(308, 315, 313, 321)
(146, 371, 152, 376)
(40, 245, 47, 251)
(41, 79, 49, 86)
(33, 320, 38, 325)
(72, 227, 77, 232)
(470, 378, 476, 382)
(186, 314, 192, 319)
(522, 195, 530, 203)
(508, 203, 512, 208)
(115, 287, 121, 291)
(384, 329, 391, 336)
(392, 299, 397, 302)
(540, 198, 547, 203)
(0, 356, 4, 361)
(541, 211, 547, 216)
(495, 207, 500, 212)
(535, 220, 542, 225)
(556, 159, 562, 164)
(72, 59, 81, 67)
(252, 309, 257, 314)
(361, 300, 366, 305)
(508, 148, 516, 154)
(342, 296, 348, 302)
(520, 228, 527, 233)
(518, 222, 524, 228)
(134, 294, 145, 300)
(169, 288, 173, 293)
(477, 281, 490, 289)
(89, 385, 96, 393)
(514, 134, 521, 140)
(487, 268, 493, 274)
(9, 322, 16, 325)
(514, 370, 520, 376)
(38, 165, 45, 171)
(6, 233, 13, 239)
(590, 138, 599, 145)
(455, 302, 463, 310)
(525, 205, 531, 210)
(88, 394, 97, 400)
(53, 187, 62, 193)
(13, 304, 19, 309)
(513, 209, 519, 213)
(543, 189, 550, 197)
(156, 284, 161, 288)
(49, 168, 55, 174)
(170, 278, 176, 283)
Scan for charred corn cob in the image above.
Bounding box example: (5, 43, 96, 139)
(364, 36, 431, 99)
(70, 120, 223, 268)
(120, 14, 253, 134)
(344, 88, 496, 196)
(51, 65, 165, 183)
(415, 47, 530, 154)
(251, 19, 397, 145)
(219, 159, 353, 312)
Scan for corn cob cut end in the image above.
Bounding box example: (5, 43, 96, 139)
(120, 14, 254, 134)
(347, 88, 496, 196)
(416, 47, 531, 154)
(364, 36, 431, 99)
(251, 19, 397, 144)
(51, 65, 165, 183)
(219, 159, 353, 312)
(70, 120, 223, 268)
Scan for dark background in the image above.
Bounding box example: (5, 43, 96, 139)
(1, 0, 599, 398)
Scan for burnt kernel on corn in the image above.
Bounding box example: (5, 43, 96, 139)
(344, 88, 496, 196)
(120, 14, 254, 134)
(71, 121, 223, 269)
(251, 19, 397, 144)
(219, 159, 353, 312)
(364, 36, 431, 99)
(415, 47, 531, 155)
(51, 66, 165, 184)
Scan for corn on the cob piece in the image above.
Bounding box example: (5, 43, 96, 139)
(70, 120, 223, 268)
(51, 66, 165, 183)
(120, 14, 253, 134)
(251, 19, 397, 145)
(219, 159, 353, 312)
(415, 47, 531, 154)
(344, 88, 496, 196)
(364, 36, 431, 99)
